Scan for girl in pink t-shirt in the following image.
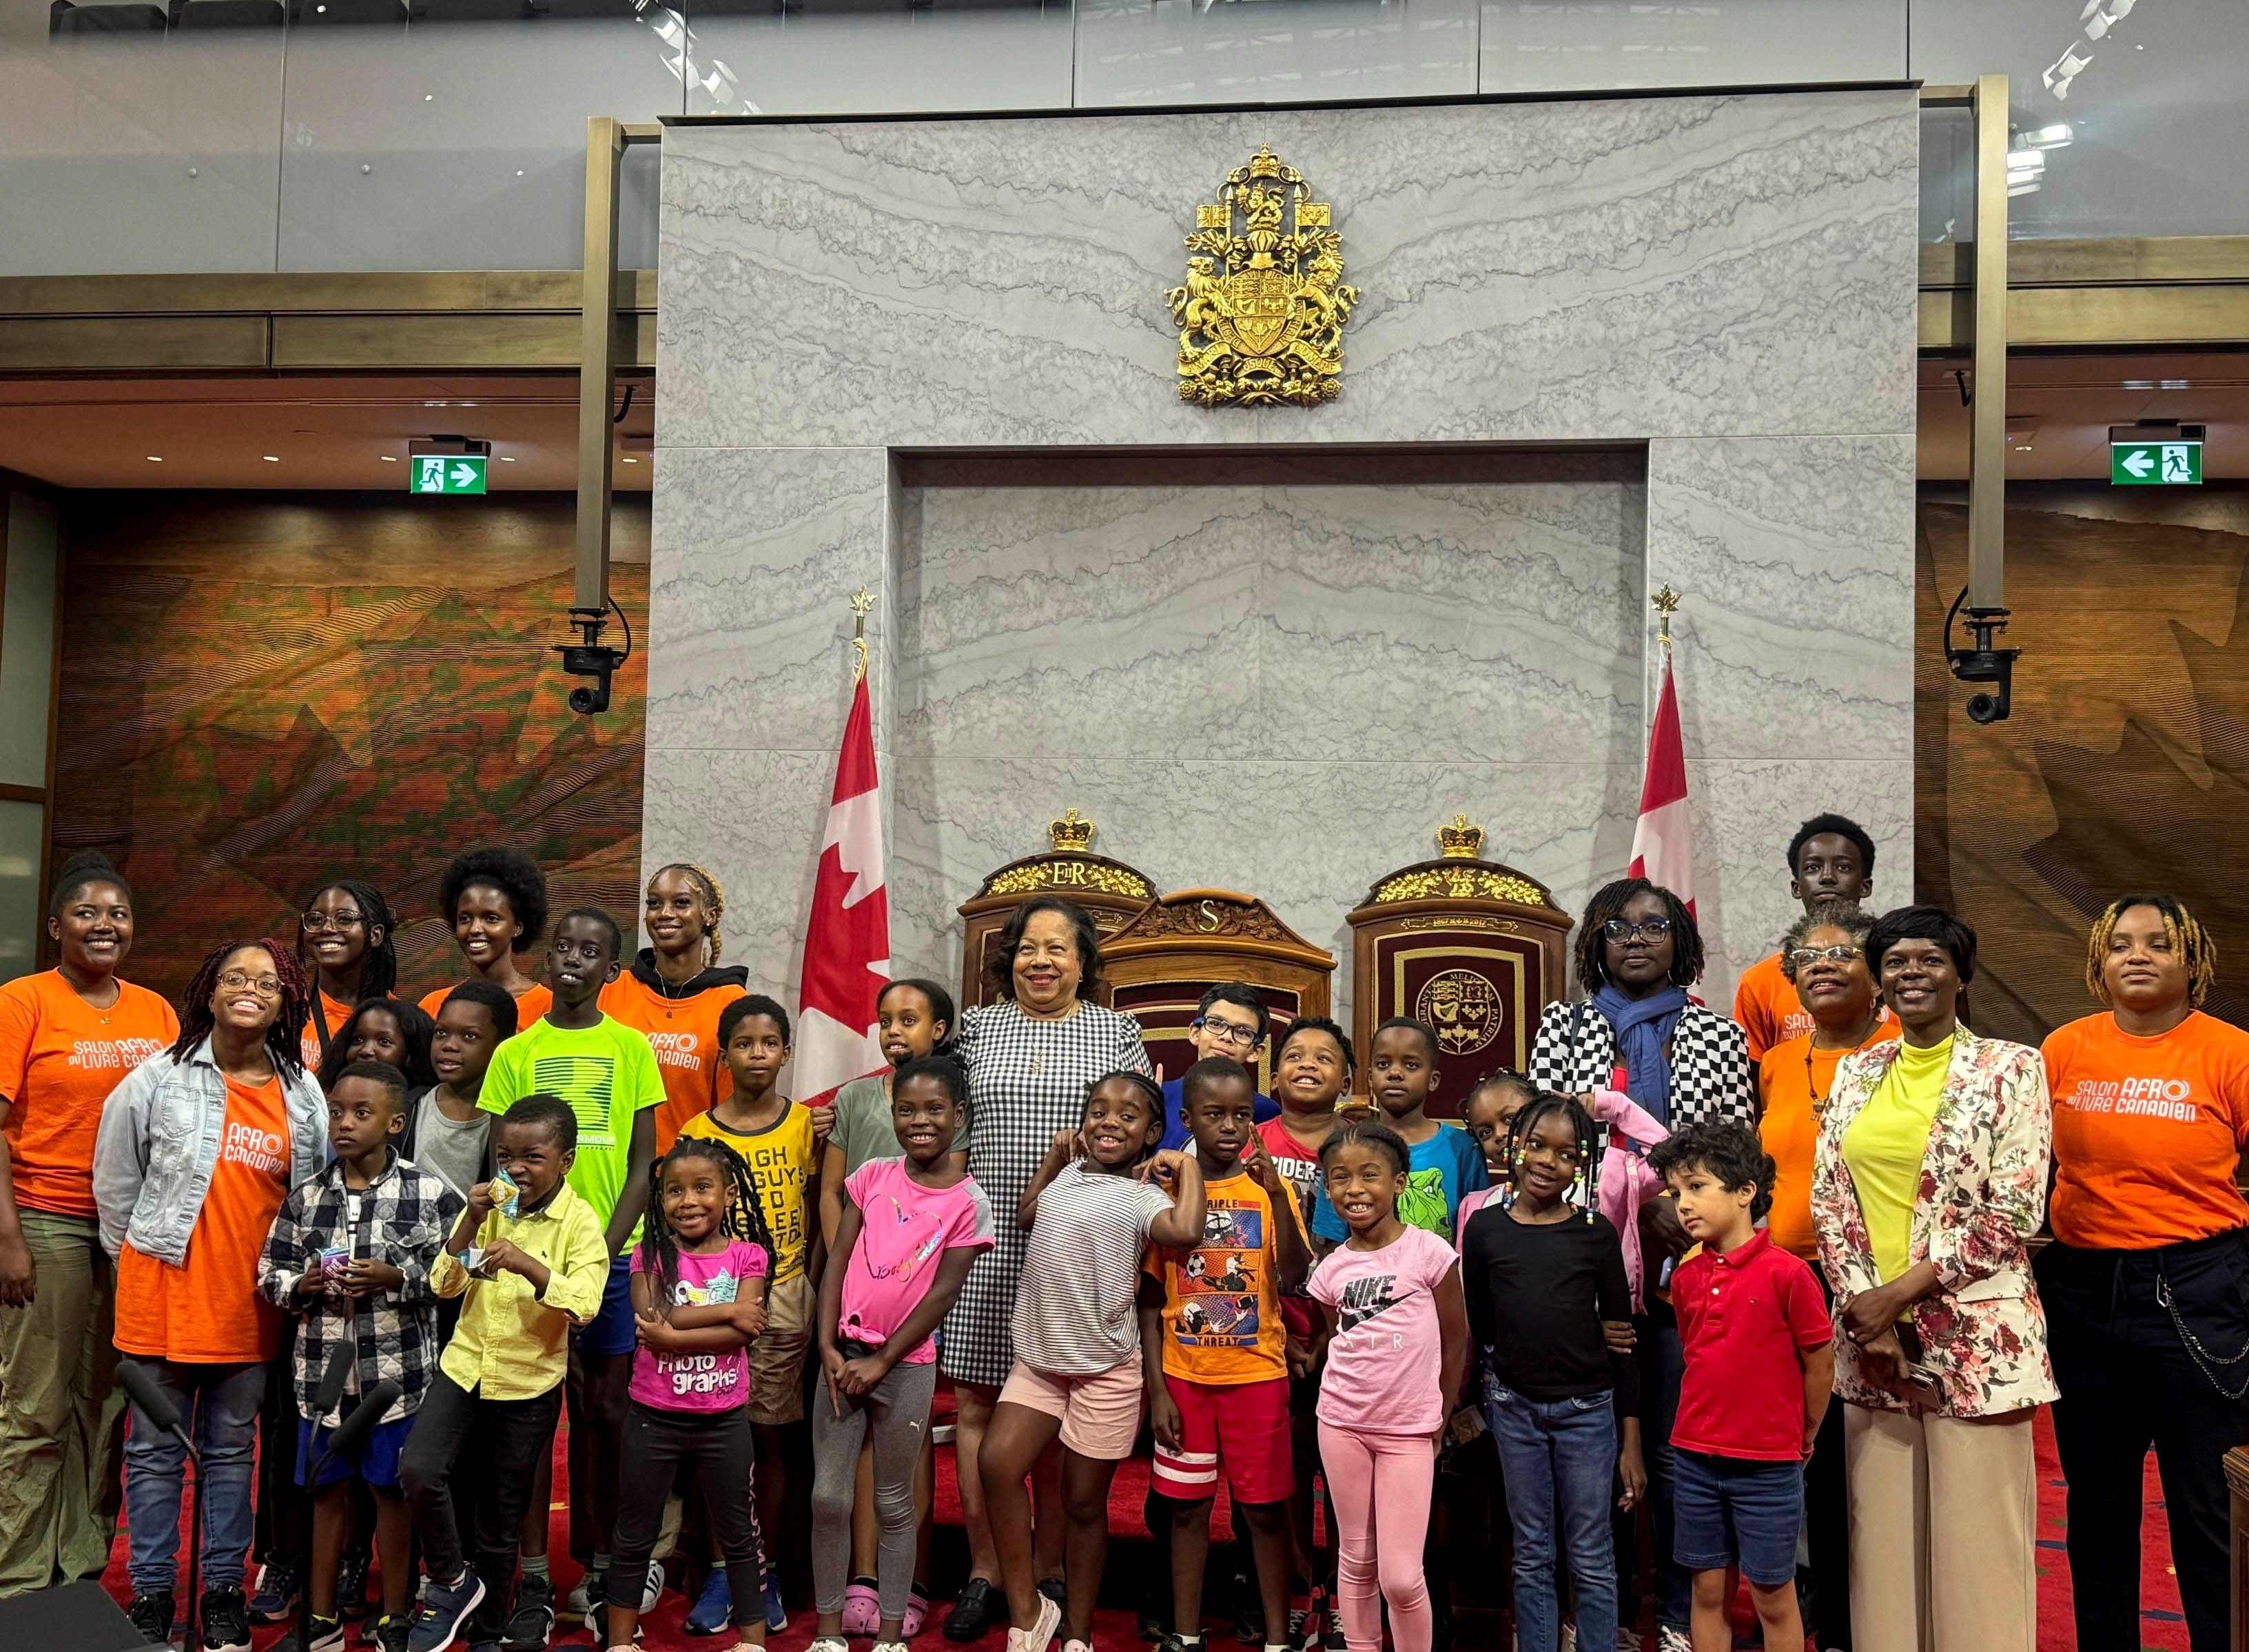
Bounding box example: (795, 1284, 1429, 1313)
(602, 1135, 775, 1651)
(1306, 1120, 1468, 1652)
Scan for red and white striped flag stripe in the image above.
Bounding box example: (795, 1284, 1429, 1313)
(793, 672, 891, 1108)
(1629, 655, 1694, 916)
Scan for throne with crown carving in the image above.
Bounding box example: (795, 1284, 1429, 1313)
(955, 810, 1159, 1011)
(1098, 890, 1335, 1093)
(1346, 816, 1574, 1119)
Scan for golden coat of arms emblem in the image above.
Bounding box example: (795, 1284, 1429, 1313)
(1417, 968, 1501, 1058)
(1167, 146, 1359, 408)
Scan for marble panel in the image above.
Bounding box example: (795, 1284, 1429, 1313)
(1645, 435, 1916, 764)
(646, 446, 892, 754)
(659, 90, 1918, 452)
(1682, 756, 1914, 1006)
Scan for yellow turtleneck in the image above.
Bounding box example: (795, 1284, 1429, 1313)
(1842, 1033, 1955, 1283)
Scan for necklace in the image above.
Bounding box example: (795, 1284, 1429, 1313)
(1805, 1009, 1884, 1113)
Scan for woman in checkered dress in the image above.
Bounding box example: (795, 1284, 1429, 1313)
(938, 896, 1151, 1638)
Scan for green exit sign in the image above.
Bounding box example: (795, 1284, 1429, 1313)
(2111, 437, 2202, 486)
(410, 454, 487, 495)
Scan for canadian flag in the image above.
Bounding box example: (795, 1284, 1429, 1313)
(1628, 654, 1694, 915)
(793, 673, 891, 1108)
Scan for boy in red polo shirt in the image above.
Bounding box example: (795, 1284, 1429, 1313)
(1648, 1123, 1834, 1652)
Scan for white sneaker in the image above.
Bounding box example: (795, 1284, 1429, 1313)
(1658, 1629, 1690, 1652)
(1003, 1592, 1063, 1652)
(635, 1560, 664, 1611)
(1562, 1629, 1577, 1652)
(808, 1638, 852, 1652)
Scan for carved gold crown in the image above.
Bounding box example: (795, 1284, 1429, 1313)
(1437, 814, 1485, 860)
(1049, 808, 1094, 853)
(1246, 145, 1283, 180)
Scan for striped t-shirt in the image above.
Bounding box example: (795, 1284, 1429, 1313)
(1011, 1161, 1175, 1376)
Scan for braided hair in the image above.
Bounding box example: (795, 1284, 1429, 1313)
(172, 938, 311, 1080)
(639, 1134, 776, 1312)
(1502, 1088, 1600, 1223)
(2087, 892, 2217, 1010)
(297, 878, 400, 1000)
(647, 862, 728, 967)
(1573, 877, 1704, 993)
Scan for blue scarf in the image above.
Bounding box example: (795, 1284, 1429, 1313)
(1592, 982, 1690, 1126)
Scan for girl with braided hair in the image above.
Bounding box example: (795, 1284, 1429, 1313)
(602, 862, 749, 1153)
(296, 878, 400, 1072)
(92, 940, 328, 1650)
(596, 1133, 775, 1652)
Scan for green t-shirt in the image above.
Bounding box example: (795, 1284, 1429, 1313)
(480, 1014, 665, 1235)
(828, 1073, 969, 1178)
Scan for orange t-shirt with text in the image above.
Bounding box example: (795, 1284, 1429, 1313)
(598, 972, 746, 1153)
(418, 979, 552, 1031)
(1758, 1018, 1894, 1261)
(114, 1075, 294, 1363)
(1735, 951, 1813, 1063)
(1143, 1168, 1309, 1386)
(298, 989, 356, 1073)
(0, 971, 178, 1217)
(2044, 1010, 2249, 1250)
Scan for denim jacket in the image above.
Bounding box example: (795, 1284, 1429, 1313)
(92, 1037, 328, 1266)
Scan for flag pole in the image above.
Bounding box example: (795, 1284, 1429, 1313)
(850, 586, 876, 683)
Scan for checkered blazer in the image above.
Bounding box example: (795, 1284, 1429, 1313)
(940, 998, 1152, 1387)
(1527, 998, 1756, 1135)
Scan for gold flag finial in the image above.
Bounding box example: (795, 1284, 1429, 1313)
(1651, 584, 1681, 660)
(850, 587, 876, 683)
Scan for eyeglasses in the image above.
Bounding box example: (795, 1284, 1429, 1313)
(300, 910, 364, 933)
(218, 970, 283, 996)
(1787, 945, 1862, 969)
(1602, 918, 1673, 942)
(1194, 1017, 1262, 1049)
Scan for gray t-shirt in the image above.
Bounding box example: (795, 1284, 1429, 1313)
(1011, 1161, 1174, 1376)
(828, 1073, 969, 1177)
(408, 1090, 491, 1207)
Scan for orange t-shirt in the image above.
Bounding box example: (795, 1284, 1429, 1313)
(418, 979, 552, 1030)
(0, 971, 178, 1217)
(1735, 951, 1814, 1062)
(114, 1075, 293, 1363)
(1142, 1168, 1309, 1386)
(298, 989, 356, 1074)
(597, 971, 746, 1153)
(2044, 1010, 2249, 1250)
(1758, 1019, 1896, 1260)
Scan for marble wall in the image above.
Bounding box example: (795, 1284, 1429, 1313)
(648, 89, 1918, 1028)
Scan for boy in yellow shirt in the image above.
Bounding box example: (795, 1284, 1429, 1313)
(397, 1095, 610, 1652)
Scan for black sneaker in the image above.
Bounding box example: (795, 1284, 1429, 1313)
(268, 1615, 346, 1652)
(1138, 1608, 1170, 1644)
(127, 1592, 176, 1646)
(1234, 1587, 1266, 1646)
(200, 1584, 253, 1652)
(500, 1571, 555, 1652)
(943, 1579, 1005, 1644)
(375, 1615, 413, 1652)
(1038, 1578, 1067, 1612)
(248, 1560, 303, 1624)
(336, 1545, 373, 1622)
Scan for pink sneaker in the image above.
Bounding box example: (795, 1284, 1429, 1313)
(843, 1583, 882, 1638)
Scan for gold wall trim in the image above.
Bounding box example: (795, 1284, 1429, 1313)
(1921, 236, 2249, 289)
(1921, 283, 2249, 352)
(0, 269, 657, 318)
(0, 315, 271, 372)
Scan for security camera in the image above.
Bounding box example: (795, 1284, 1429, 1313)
(555, 608, 628, 716)
(1944, 595, 2020, 725)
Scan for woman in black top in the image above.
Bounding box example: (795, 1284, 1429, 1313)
(1462, 1093, 1644, 1652)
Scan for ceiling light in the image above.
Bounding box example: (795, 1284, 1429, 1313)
(498, 455, 516, 462)
(2007, 180, 2043, 197)
(2045, 43, 2093, 98)
(2023, 123, 2073, 148)
(262, 455, 280, 462)
(2083, 0, 2135, 40)
(2007, 149, 2046, 174)
(145, 455, 162, 462)
(2161, 378, 2191, 390)
(2122, 379, 2156, 390)
(620, 456, 639, 464)
(380, 454, 398, 462)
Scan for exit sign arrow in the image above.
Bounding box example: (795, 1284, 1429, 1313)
(409, 452, 489, 495)
(2119, 448, 2155, 479)
(2111, 426, 2204, 487)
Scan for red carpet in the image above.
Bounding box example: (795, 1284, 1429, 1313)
(98, 1407, 2187, 1649)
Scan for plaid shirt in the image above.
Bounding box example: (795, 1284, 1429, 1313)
(257, 1151, 462, 1425)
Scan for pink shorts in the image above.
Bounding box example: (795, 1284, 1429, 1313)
(1153, 1373, 1293, 1505)
(997, 1356, 1144, 1460)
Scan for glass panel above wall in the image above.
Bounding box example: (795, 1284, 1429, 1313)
(274, 1, 679, 271)
(683, 0, 1073, 118)
(1913, 0, 2249, 237)
(1073, 0, 1475, 108)
(0, 0, 285, 274)
(1479, 0, 1907, 94)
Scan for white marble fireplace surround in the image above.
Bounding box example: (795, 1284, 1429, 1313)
(646, 88, 1918, 1029)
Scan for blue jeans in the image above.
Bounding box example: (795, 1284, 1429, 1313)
(120, 1357, 265, 1595)
(1485, 1383, 1617, 1652)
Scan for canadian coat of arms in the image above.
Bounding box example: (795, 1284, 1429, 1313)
(1167, 146, 1359, 408)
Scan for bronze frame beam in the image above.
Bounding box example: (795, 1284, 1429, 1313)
(1968, 73, 2008, 615)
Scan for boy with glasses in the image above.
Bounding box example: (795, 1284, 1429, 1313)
(1158, 985, 1280, 1153)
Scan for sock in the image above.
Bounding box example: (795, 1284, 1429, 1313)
(1178, 1637, 1203, 1647)
(520, 1555, 549, 1581)
(591, 1551, 613, 1577)
(1266, 1642, 1289, 1652)
(851, 1575, 879, 1589)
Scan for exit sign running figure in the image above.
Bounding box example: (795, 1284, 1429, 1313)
(2110, 424, 2206, 487)
(411, 455, 488, 495)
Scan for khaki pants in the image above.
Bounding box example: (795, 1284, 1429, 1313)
(0, 1210, 125, 1596)
(1845, 1402, 2037, 1652)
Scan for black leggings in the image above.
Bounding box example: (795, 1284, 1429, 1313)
(610, 1401, 767, 1630)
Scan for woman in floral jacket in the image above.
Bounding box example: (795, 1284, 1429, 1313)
(1811, 905, 2053, 1652)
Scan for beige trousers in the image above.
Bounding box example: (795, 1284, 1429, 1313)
(1845, 1402, 2037, 1652)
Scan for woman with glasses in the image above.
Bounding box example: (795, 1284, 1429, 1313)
(1528, 875, 1752, 1652)
(92, 938, 327, 1651)
(937, 896, 1152, 1642)
(0, 854, 178, 1599)
(294, 880, 400, 1073)
(1811, 905, 2053, 1652)
(1753, 900, 1889, 1652)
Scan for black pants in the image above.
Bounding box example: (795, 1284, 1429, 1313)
(2037, 1230, 2249, 1652)
(1803, 1271, 1852, 1651)
(610, 1402, 765, 1630)
(398, 1372, 562, 1640)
